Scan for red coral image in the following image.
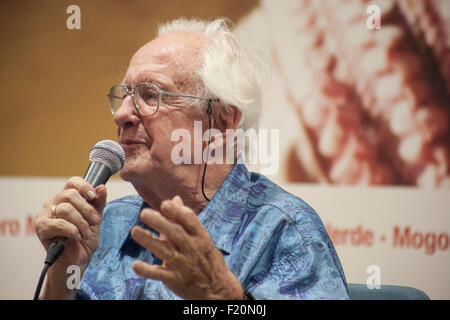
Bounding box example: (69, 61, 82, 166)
(275, 0, 450, 187)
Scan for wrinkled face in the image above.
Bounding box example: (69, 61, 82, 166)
(114, 31, 208, 187)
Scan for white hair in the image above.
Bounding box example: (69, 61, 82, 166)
(157, 17, 270, 132)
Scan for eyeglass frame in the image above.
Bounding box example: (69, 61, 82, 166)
(107, 82, 216, 116)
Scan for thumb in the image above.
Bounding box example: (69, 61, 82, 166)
(92, 184, 107, 215)
(173, 195, 184, 206)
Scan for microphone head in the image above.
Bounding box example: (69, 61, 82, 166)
(89, 140, 125, 175)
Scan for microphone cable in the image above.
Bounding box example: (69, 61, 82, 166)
(33, 264, 49, 300)
(33, 238, 69, 300)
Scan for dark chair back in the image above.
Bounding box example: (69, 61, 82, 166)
(347, 284, 430, 300)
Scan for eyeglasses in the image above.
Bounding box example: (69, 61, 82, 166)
(107, 83, 213, 116)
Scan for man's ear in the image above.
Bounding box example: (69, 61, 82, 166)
(214, 102, 242, 132)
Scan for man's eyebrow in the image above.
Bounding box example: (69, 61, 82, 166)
(123, 73, 170, 89)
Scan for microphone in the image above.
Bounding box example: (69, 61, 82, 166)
(45, 140, 125, 266)
(84, 139, 126, 188)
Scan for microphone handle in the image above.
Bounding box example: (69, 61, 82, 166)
(83, 161, 112, 188)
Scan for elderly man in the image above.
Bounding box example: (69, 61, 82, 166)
(35, 18, 349, 300)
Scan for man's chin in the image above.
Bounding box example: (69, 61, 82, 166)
(118, 165, 151, 183)
(118, 168, 133, 182)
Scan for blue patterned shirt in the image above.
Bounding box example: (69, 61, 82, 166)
(76, 160, 349, 299)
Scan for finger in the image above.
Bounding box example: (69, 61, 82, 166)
(130, 226, 175, 261)
(41, 200, 57, 219)
(53, 188, 101, 226)
(160, 199, 203, 236)
(140, 208, 183, 239)
(63, 176, 97, 201)
(53, 202, 92, 240)
(35, 217, 82, 244)
(132, 260, 175, 282)
(140, 209, 191, 251)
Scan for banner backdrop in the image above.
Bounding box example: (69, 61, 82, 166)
(238, 0, 450, 299)
(1, 0, 449, 300)
(1, 178, 449, 299)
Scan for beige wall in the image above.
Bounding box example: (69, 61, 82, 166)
(0, 0, 258, 176)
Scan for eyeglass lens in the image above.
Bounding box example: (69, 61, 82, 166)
(109, 84, 159, 116)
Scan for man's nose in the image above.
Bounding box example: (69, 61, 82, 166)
(113, 95, 140, 128)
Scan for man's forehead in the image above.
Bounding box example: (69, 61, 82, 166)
(124, 31, 206, 84)
(131, 31, 206, 65)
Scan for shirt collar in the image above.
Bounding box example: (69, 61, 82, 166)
(120, 157, 252, 255)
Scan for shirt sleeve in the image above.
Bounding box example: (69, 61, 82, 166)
(245, 212, 349, 300)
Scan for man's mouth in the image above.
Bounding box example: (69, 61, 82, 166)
(119, 139, 148, 151)
(120, 139, 146, 145)
(118, 127, 153, 151)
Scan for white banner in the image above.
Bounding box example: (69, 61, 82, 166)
(0, 177, 135, 300)
(1, 178, 449, 299)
